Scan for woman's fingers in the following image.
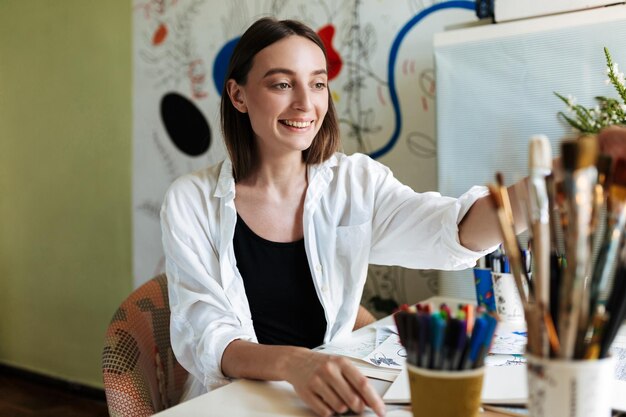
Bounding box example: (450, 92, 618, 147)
(310, 375, 350, 414)
(288, 352, 386, 417)
(297, 389, 334, 417)
(342, 361, 386, 417)
(316, 359, 364, 414)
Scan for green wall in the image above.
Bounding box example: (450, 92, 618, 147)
(0, 1, 132, 388)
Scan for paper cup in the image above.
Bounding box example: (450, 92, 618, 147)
(526, 355, 614, 417)
(407, 364, 484, 417)
(492, 272, 525, 323)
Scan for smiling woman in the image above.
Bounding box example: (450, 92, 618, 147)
(159, 16, 528, 417)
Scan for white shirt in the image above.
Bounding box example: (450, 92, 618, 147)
(160, 152, 493, 397)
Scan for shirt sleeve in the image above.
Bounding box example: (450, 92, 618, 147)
(368, 160, 497, 270)
(160, 177, 256, 391)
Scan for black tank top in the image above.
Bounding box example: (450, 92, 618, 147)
(233, 214, 327, 348)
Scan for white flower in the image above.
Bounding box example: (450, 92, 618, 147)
(620, 104, 626, 112)
(567, 94, 577, 108)
(613, 63, 620, 73)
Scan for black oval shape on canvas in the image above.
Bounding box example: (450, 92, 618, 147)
(160, 92, 211, 156)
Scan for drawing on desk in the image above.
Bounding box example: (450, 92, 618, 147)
(364, 334, 405, 370)
(316, 337, 377, 360)
(485, 353, 526, 367)
(375, 324, 397, 346)
(490, 329, 527, 355)
(369, 353, 402, 368)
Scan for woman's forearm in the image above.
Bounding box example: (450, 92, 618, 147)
(221, 339, 386, 417)
(221, 339, 310, 381)
(458, 179, 528, 252)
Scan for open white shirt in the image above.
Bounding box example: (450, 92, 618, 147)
(160, 152, 494, 398)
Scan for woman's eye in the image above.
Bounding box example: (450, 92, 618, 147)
(275, 82, 290, 90)
(314, 82, 327, 90)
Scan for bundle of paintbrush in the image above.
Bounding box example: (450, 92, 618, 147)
(488, 133, 626, 360)
(393, 303, 498, 370)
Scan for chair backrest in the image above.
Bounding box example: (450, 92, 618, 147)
(102, 273, 188, 417)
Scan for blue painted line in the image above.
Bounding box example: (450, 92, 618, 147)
(369, 1, 474, 160)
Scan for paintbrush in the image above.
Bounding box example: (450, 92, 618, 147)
(599, 241, 626, 358)
(558, 137, 598, 359)
(545, 172, 564, 334)
(488, 181, 529, 307)
(587, 158, 626, 341)
(584, 304, 608, 360)
(528, 138, 552, 303)
(527, 135, 553, 357)
(590, 155, 612, 242)
(496, 172, 534, 299)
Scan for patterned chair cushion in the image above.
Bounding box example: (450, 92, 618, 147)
(102, 274, 188, 417)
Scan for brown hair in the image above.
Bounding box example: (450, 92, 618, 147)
(220, 17, 340, 182)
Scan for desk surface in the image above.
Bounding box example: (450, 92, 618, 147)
(155, 297, 507, 417)
(154, 378, 507, 417)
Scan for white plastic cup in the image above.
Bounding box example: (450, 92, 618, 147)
(491, 272, 525, 323)
(526, 355, 614, 417)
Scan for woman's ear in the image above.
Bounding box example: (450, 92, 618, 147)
(226, 79, 247, 113)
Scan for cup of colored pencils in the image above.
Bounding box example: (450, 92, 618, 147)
(394, 302, 497, 417)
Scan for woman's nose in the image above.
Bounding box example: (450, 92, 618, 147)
(292, 85, 313, 111)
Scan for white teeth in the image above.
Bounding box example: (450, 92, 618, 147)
(282, 120, 312, 128)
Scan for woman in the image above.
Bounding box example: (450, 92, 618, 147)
(160, 17, 527, 417)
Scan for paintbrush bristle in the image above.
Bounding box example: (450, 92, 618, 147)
(496, 172, 505, 187)
(529, 135, 552, 171)
(612, 158, 626, 187)
(597, 154, 612, 189)
(561, 140, 579, 171)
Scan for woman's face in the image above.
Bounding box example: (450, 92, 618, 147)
(228, 35, 329, 158)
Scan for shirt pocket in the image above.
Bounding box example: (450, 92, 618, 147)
(335, 222, 371, 258)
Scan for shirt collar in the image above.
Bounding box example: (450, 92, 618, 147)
(214, 159, 235, 199)
(308, 153, 339, 184)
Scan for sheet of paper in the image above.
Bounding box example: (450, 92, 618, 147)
(490, 322, 527, 355)
(484, 353, 526, 367)
(383, 363, 528, 404)
(613, 380, 626, 412)
(376, 324, 397, 346)
(352, 362, 399, 382)
(315, 328, 377, 360)
(364, 334, 405, 370)
(317, 327, 406, 372)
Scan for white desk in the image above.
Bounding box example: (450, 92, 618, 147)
(154, 297, 508, 417)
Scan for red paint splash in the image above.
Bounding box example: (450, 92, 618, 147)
(152, 23, 168, 45)
(317, 24, 342, 81)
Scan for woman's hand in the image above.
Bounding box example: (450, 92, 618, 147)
(222, 341, 385, 417)
(285, 350, 386, 417)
